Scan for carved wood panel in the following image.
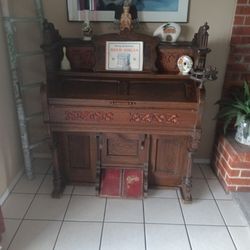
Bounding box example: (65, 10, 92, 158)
(149, 135, 189, 186)
(48, 105, 197, 129)
(101, 133, 148, 166)
(107, 136, 138, 157)
(66, 46, 95, 71)
(158, 46, 194, 73)
(67, 134, 90, 169)
(61, 132, 97, 183)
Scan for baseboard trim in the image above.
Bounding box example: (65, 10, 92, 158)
(193, 158, 211, 164)
(0, 169, 24, 206)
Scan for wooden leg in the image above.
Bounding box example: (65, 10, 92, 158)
(180, 177, 192, 203)
(95, 135, 102, 196)
(51, 168, 65, 198)
(50, 135, 65, 198)
(143, 162, 149, 198)
(181, 131, 201, 202)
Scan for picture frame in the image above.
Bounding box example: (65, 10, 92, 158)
(66, 0, 189, 22)
(105, 41, 143, 71)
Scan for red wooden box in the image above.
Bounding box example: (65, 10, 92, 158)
(100, 168, 143, 198)
(100, 168, 122, 197)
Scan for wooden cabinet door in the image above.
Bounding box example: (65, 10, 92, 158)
(101, 133, 148, 167)
(149, 135, 189, 186)
(60, 132, 97, 183)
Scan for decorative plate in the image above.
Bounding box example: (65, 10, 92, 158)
(153, 22, 181, 42)
(177, 55, 193, 75)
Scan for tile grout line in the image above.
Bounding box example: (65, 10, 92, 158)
(11, 173, 51, 195)
(198, 163, 219, 181)
(6, 173, 48, 250)
(203, 168, 238, 250)
(45, 162, 53, 175)
(4, 162, 241, 250)
(52, 186, 75, 250)
(176, 189, 193, 250)
(99, 198, 107, 250)
(198, 163, 208, 179)
(1, 173, 25, 207)
(142, 198, 147, 250)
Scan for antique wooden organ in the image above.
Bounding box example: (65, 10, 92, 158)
(41, 21, 211, 201)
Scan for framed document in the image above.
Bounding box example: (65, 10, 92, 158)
(105, 41, 143, 71)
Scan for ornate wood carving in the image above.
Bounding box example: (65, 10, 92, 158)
(192, 22, 211, 71)
(129, 112, 178, 124)
(65, 111, 114, 122)
(180, 131, 202, 202)
(188, 131, 202, 152)
(157, 46, 194, 73)
(66, 45, 95, 71)
(41, 19, 63, 72)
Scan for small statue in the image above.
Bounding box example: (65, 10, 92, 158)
(81, 10, 93, 41)
(82, 20, 93, 41)
(120, 4, 132, 31)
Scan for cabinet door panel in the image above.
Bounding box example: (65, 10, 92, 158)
(149, 135, 188, 186)
(101, 133, 148, 167)
(62, 133, 96, 183)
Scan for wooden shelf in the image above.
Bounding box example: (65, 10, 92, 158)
(57, 70, 191, 81)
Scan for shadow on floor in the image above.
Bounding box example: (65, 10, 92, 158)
(233, 192, 250, 225)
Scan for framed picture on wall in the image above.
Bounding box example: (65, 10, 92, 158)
(66, 0, 189, 22)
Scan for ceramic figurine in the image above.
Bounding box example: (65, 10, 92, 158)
(120, 5, 132, 31)
(153, 22, 181, 42)
(82, 20, 93, 41)
(61, 46, 71, 70)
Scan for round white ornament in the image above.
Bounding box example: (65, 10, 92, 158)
(177, 55, 193, 75)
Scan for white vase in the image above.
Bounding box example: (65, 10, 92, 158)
(61, 46, 71, 70)
(235, 120, 250, 146)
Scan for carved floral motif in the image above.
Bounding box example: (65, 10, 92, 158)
(65, 111, 114, 121)
(129, 112, 178, 124)
(158, 48, 193, 73)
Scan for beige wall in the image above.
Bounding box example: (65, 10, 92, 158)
(185, 0, 236, 158)
(0, 17, 23, 196)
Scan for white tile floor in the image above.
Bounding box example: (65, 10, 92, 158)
(1, 160, 250, 250)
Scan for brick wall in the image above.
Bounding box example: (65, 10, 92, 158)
(211, 1, 250, 193)
(224, 0, 250, 88)
(214, 135, 250, 192)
